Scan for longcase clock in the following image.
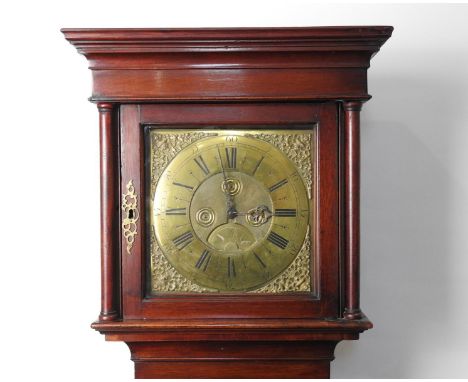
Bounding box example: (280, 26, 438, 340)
(63, 27, 392, 379)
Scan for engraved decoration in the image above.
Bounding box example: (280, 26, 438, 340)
(150, 129, 315, 293)
(122, 180, 139, 255)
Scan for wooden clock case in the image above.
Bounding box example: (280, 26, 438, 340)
(62, 27, 393, 378)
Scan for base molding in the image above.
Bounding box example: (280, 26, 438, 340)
(129, 341, 337, 378)
(92, 317, 372, 379)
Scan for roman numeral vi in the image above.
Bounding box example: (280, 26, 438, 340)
(227, 257, 236, 277)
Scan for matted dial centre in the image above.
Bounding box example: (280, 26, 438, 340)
(189, 171, 273, 249)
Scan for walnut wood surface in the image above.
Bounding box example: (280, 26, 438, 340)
(63, 26, 393, 378)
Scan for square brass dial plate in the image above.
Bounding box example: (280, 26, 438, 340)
(147, 127, 316, 294)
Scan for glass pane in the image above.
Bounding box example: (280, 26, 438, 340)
(147, 127, 316, 294)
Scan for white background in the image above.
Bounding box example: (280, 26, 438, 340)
(1, 1, 467, 380)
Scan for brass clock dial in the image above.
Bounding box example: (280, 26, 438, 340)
(152, 131, 310, 291)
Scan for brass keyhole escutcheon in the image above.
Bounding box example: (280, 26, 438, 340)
(122, 180, 139, 255)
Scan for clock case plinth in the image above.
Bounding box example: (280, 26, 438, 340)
(92, 318, 372, 378)
(63, 27, 392, 379)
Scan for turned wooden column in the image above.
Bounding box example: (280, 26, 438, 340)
(98, 102, 119, 321)
(343, 101, 363, 320)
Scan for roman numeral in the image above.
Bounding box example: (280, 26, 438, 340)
(269, 179, 288, 192)
(274, 209, 297, 217)
(253, 252, 266, 268)
(172, 182, 194, 190)
(252, 156, 264, 175)
(165, 208, 187, 215)
(194, 155, 210, 175)
(267, 231, 289, 249)
(227, 257, 236, 277)
(225, 147, 237, 169)
(172, 231, 193, 249)
(195, 249, 211, 271)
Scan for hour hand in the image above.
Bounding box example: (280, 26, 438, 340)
(226, 199, 238, 220)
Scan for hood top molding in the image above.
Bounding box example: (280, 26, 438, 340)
(62, 26, 393, 53)
(62, 27, 393, 102)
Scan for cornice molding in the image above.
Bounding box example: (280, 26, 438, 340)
(62, 26, 393, 54)
(62, 27, 393, 102)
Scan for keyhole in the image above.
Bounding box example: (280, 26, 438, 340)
(128, 209, 134, 219)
